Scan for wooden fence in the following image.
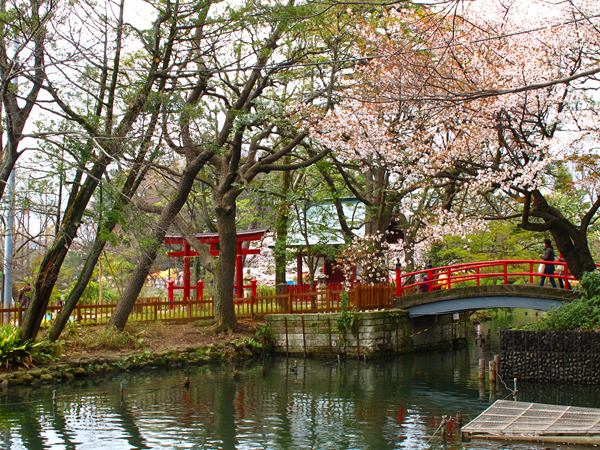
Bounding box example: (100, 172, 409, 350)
(0, 283, 395, 327)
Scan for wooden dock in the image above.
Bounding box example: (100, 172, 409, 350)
(461, 400, 600, 445)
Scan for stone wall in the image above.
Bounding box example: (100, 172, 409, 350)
(265, 310, 469, 358)
(500, 329, 600, 384)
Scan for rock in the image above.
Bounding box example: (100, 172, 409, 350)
(93, 364, 103, 373)
(208, 347, 223, 360)
(0, 373, 14, 382)
(8, 377, 25, 385)
(72, 367, 87, 377)
(22, 373, 35, 383)
(28, 369, 43, 378)
(1, 379, 9, 387)
(104, 355, 121, 364)
(40, 373, 53, 383)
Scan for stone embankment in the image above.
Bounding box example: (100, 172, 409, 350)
(265, 309, 470, 357)
(0, 341, 267, 387)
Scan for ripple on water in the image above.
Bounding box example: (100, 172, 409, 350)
(2, 333, 600, 450)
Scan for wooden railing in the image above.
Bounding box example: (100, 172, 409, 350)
(0, 283, 395, 327)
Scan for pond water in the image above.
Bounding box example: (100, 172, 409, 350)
(2, 312, 600, 450)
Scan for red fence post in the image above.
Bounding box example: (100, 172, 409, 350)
(476, 267, 480, 286)
(504, 261, 508, 285)
(251, 278, 257, 298)
(198, 279, 204, 300)
(167, 280, 175, 310)
(395, 268, 401, 297)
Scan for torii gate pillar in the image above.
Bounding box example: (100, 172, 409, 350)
(164, 228, 268, 299)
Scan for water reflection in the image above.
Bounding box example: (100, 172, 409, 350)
(1, 314, 599, 449)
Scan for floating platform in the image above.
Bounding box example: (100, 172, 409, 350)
(461, 400, 600, 445)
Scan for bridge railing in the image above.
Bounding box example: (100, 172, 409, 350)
(395, 260, 580, 297)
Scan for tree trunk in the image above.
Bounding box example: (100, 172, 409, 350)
(108, 150, 214, 330)
(20, 162, 107, 341)
(212, 187, 239, 332)
(520, 190, 597, 280)
(551, 228, 595, 279)
(48, 232, 105, 341)
(48, 104, 161, 341)
(275, 168, 291, 286)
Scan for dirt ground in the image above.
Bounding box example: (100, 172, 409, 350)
(52, 318, 266, 360)
(0, 319, 266, 375)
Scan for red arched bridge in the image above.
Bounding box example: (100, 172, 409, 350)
(394, 260, 580, 317)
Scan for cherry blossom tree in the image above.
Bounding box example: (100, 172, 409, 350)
(313, 0, 600, 278)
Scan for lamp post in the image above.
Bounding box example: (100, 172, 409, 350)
(3, 170, 15, 308)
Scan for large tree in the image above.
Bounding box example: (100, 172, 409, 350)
(0, 0, 52, 202)
(313, 0, 600, 278)
(20, 0, 180, 340)
(107, 0, 323, 331)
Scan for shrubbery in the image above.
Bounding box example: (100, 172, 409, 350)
(0, 325, 54, 369)
(530, 271, 600, 330)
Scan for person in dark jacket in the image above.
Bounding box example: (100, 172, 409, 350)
(419, 272, 431, 293)
(419, 263, 433, 293)
(18, 282, 32, 307)
(539, 238, 556, 288)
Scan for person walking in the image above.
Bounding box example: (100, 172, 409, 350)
(556, 253, 571, 289)
(539, 238, 556, 288)
(18, 282, 32, 308)
(419, 263, 433, 293)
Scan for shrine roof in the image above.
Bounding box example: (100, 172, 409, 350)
(164, 227, 269, 245)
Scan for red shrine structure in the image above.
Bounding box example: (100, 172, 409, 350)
(164, 227, 268, 299)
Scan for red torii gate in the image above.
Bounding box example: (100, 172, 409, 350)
(164, 227, 268, 299)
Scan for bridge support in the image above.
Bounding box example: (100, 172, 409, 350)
(396, 284, 577, 318)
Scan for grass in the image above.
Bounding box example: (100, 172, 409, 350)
(52, 320, 170, 353)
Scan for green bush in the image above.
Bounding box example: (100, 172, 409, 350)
(529, 271, 600, 331)
(0, 325, 53, 369)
